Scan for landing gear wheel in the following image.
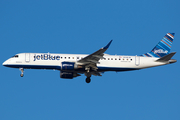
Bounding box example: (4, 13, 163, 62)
(20, 74, 24, 77)
(86, 77, 91, 83)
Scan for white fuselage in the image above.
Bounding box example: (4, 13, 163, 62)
(3, 53, 168, 72)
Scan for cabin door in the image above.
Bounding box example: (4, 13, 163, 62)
(25, 53, 30, 62)
(135, 55, 140, 66)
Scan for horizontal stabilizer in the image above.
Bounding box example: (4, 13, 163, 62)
(156, 52, 176, 62)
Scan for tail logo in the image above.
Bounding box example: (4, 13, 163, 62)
(154, 49, 168, 54)
(141, 33, 175, 58)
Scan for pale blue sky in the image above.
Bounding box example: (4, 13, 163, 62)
(0, 0, 180, 120)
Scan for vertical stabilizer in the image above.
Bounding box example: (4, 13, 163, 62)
(142, 33, 175, 58)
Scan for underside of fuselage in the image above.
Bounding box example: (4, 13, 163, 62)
(3, 64, 139, 72)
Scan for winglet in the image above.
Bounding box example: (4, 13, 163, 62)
(103, 40, 113, 49)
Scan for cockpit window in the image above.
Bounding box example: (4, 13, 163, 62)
(12, 55, 19, 58)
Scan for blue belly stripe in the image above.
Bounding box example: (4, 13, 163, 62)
(4, 64, 139, 72)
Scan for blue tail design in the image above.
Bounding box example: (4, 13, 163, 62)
(141, 33, 175, 58)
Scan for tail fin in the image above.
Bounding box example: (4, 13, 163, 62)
(142, 33, 175, 58)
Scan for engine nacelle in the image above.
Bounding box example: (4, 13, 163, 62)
(61, 62, 77, 70)
(60, 71, 80, 79)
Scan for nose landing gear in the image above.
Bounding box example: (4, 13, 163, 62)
(19, 68, 24, 77)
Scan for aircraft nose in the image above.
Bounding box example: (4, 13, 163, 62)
(2, 60, 8, 66)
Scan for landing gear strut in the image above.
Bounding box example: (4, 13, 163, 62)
(86, 77, 91, 83)
(19, 68, 24, 77)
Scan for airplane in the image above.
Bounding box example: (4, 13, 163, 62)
(2, 33, 177, 83)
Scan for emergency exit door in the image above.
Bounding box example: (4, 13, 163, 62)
(135, 55, 140, 66)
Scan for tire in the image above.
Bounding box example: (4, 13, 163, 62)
(20, 74, 24, 77)
(86, 77, 91, 83)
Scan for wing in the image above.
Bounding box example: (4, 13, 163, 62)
(77, 40, 112, 71)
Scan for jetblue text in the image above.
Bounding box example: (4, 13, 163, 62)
(34, 54, 60, 61)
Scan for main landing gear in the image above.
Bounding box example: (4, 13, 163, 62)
(19, 68, 24, 77)
(85, 70, 91, 83)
